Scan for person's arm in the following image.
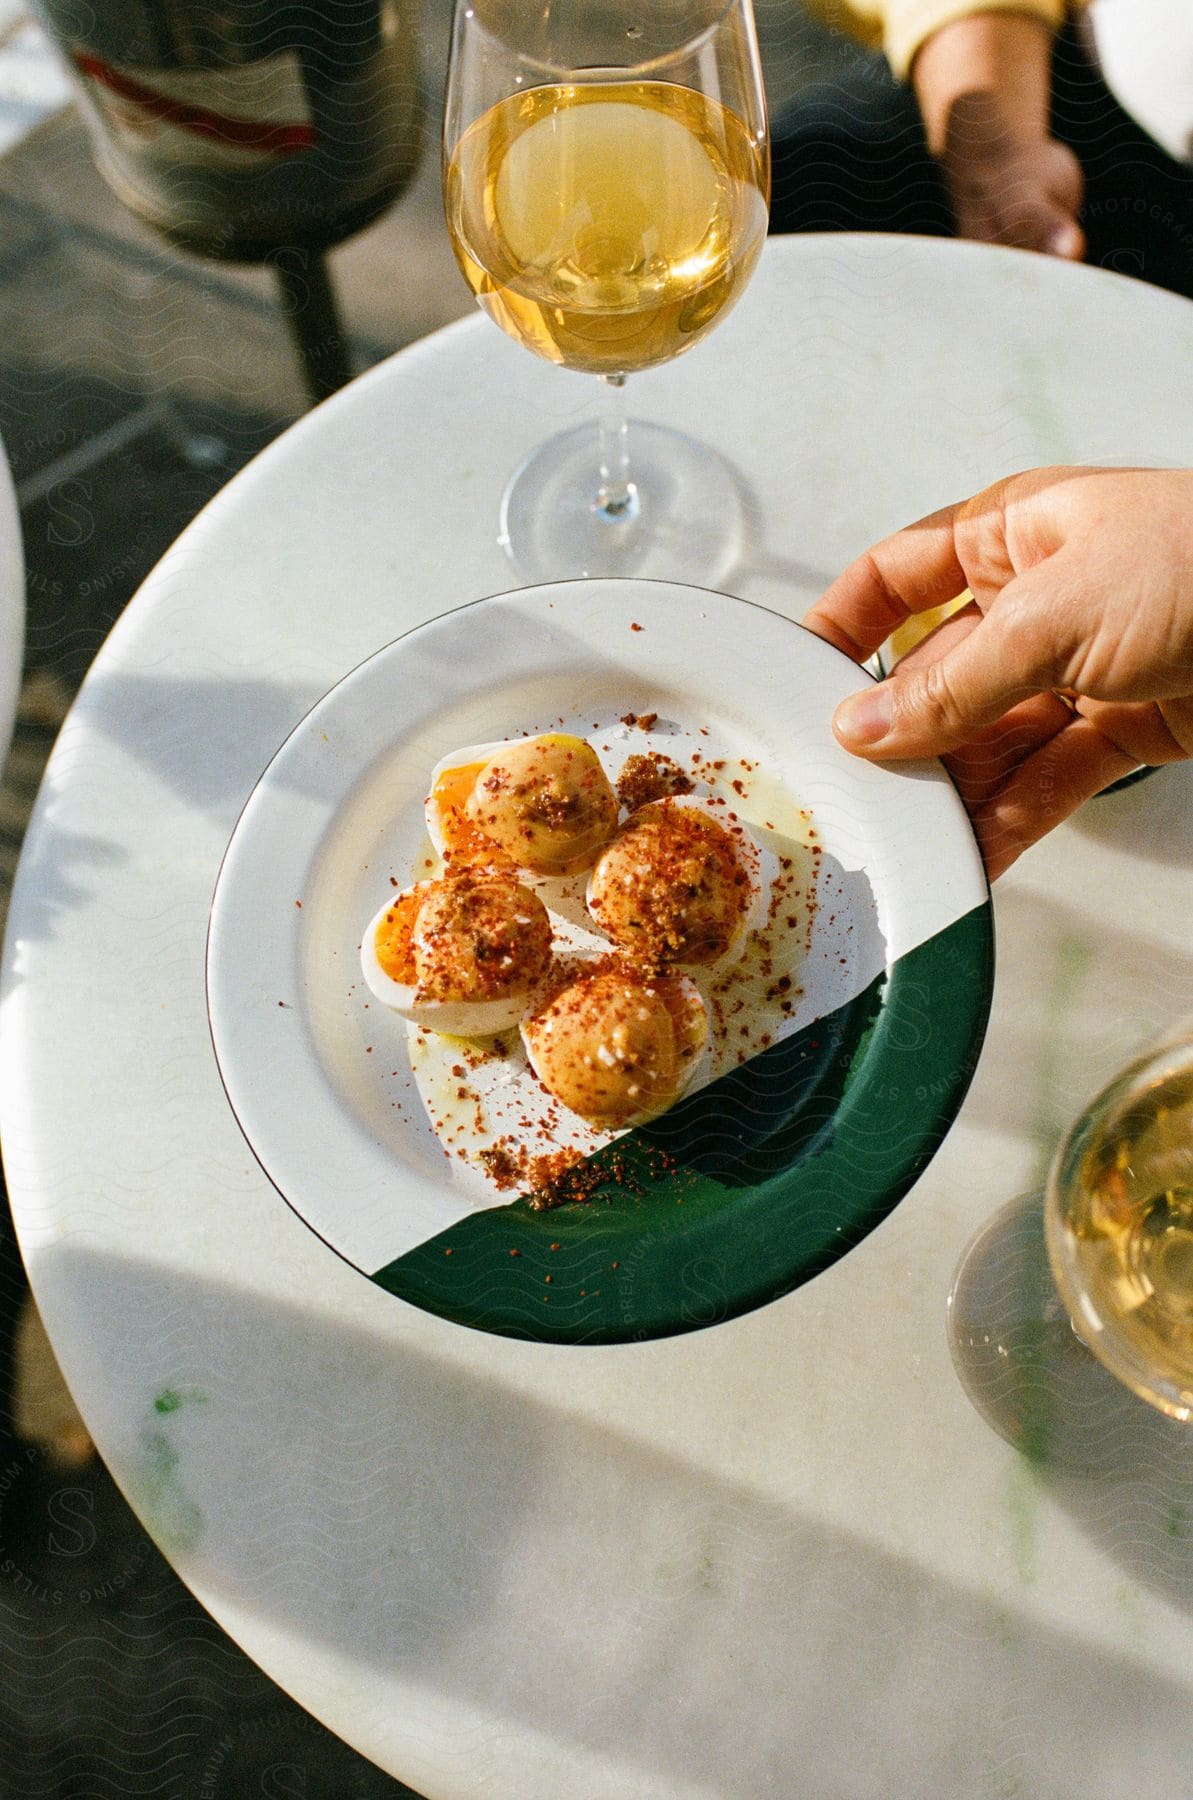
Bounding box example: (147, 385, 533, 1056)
(802, 467, 1193, 877)
(911, 9, 1085, 255)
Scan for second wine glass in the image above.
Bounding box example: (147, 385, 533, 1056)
(442, 0, 770, 582)
(1046, 1024, 1193, 1421)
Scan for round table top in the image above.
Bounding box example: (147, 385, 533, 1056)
(5, 234, 1193, 1799)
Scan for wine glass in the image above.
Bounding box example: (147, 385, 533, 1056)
(948, 1023, 1193, 1448)
(442, 0, 770, 583)
(1044, 1024, 1193, 1421)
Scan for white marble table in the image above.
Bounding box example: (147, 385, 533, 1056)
(4, 235, 1193, 1799)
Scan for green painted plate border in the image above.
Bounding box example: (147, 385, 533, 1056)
(371, 900, 994, 1344)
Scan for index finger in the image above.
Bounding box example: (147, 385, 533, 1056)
(802, 501, 972, 663)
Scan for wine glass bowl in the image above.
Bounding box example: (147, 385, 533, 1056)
(442, 0, 770, 581)
(1045, 1030, 1193, 1422)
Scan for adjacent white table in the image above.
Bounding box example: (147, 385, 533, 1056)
(5, 236, 1193, 1799)
(0, 433, 24, 765)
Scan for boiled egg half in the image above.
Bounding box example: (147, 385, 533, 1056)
(425, 732, 619, 877)
(521, 965, 709, 1130)
(586, 794, 766, 969)
(361, 872, 553, 1036)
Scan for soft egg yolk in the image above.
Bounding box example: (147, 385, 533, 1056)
(463, 734, 619, 875)
(372, 887, 422, 984)
(428, 759, 515, 869)
(523, 968, 702, 1128)
(412, 874, 552, 1003)
(588, 804, 751, 966)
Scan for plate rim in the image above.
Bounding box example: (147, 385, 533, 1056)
(206, 576, 994, 1343)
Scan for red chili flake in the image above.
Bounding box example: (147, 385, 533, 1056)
(294, 900, 302, 909)
(630, 622, 643, 631)
(444, 1247, 453, 1256)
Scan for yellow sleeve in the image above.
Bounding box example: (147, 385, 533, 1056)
(803, 2, 1078, 80)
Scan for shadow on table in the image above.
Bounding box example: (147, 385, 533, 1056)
(74, 668, 332, 816)
(0, 1215, 421, 1798)
(1065, 761, 1193, 872)
(948, 1192, 1193, 1591)
(19, 1240, 1193, 1800)
(952, 764, 1193, 1170)
(960, 884, 1193, 1149)
(729, 471, 839, 606)
(0, 668, 328, 958)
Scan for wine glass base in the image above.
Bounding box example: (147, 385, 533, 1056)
(946, 1194, 1175, 1470)
(499, 419, 745, 585)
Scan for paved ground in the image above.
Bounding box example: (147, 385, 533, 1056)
(0, 3, 846, 1792)
(0, 75, 460, 1790)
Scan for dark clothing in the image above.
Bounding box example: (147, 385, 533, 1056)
(769, 25, 1193, 302)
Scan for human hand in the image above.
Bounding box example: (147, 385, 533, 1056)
(913, 12, 1085, 259)
(802, 467, 1193, 878)
(936, 106, 1085, 257)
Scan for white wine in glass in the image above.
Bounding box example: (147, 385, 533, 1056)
(1046, 1029, 1193, 1420)
(442, 0, 770, 582)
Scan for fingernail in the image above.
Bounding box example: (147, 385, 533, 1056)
(1048, 222, 1082, 258)
(835, 686, 893, 747)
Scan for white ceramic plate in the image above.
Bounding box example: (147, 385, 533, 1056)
(207, 580, 993, 1343)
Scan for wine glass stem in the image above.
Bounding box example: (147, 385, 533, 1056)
(594, 374, 640, 526)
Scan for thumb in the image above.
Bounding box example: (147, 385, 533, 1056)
(832, 564, 1069, 759)
(1035, 141, 1085, 258)
(1010, 188, 1085, 258)
(1003, 141, 1084, 257)
(1040, 209, 1085, 260)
